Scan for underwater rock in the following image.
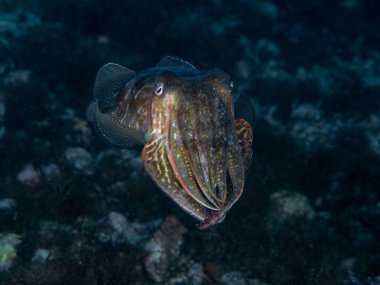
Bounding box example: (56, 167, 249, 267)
(268, 190, 315, 230)
(0, 198, 16, 221)
(187, 263, 209, 285)
(144, 216, 187, 282)
(167, 262, 210, 285)
(0, 233, 21, 271)
(220, 271, 247, 285)
(289, 103, 338, 150)
(344, 270, 380, 285)
(40, 163, 60, 182)
(3, 69, 31, 85)
(95, 148, 142, 179)
(32, 248, 51, 263)
(107, 212, 130, 235)
(95, 211, 161, 247)
(221, 272, 267, 285)
(64, 147, 93, 172)
(164, 257, 211, 285)
(0, 198, 16, 211)
(167, 275, 189, 285)
(335, 54, 380, 89)
(270, 189, 315, 221)
(105, 211, 160, 246)
(16, 163, 41, 187)
(0, 10, 41, 34)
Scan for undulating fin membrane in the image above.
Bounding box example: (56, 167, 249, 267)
(86, 101, 144, 147)
(93, 63, 135, 112)
(234, 94, 256, 130)
(156, 55, 198, 70)
(235, 118, 253, 171)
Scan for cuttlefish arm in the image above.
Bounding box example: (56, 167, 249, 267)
(142, 134, 210, 222)
(197, 118, 253, 229)
(235, 118, 253, 171)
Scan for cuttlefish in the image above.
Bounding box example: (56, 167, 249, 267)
(87, 56, 253, 228)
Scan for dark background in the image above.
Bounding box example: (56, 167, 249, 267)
(0, 0, 379, 284)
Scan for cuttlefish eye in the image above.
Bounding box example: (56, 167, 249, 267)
(230, 81, 234, 89)
(154, 82, 164, 96)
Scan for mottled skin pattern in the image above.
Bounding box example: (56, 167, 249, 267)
(87, 57, 253, 228)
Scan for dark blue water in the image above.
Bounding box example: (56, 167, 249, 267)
(0, 0, 379, 284)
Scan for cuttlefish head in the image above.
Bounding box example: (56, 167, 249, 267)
(87, 56, 253, 228)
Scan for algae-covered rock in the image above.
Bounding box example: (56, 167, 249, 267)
(0, 233, 21, 271)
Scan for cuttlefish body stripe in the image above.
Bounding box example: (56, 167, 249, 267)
(166, 102, 220, 211)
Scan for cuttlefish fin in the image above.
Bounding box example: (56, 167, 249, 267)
(86, 101, 144, 147)
(156, 55, 198, 70)
(142, 136, 209, 222)
(235, 118, 253, 171)
(93, 62, 135, 112)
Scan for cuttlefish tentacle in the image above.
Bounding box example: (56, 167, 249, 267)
(142, 134, 209, 221)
